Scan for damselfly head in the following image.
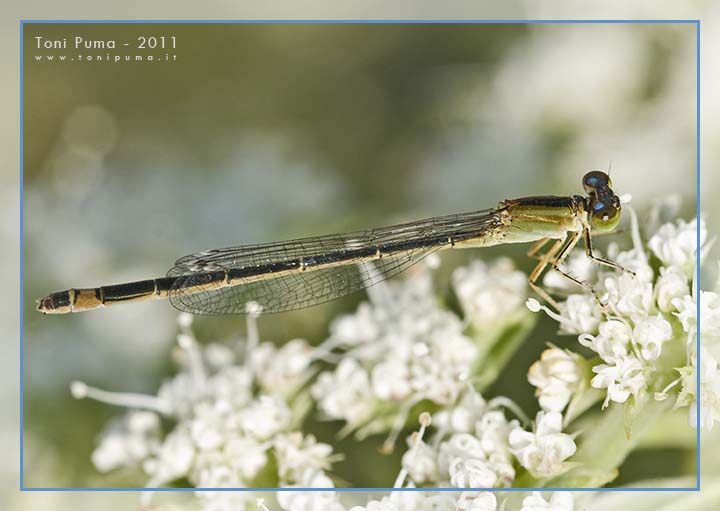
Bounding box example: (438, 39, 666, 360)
(583, 171, 621, 231)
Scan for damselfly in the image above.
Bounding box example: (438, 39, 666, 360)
(36, 171, 628, 316)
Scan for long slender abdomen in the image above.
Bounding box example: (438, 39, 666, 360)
(36, 277, 177, 314)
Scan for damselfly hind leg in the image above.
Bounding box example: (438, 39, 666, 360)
(527, 238, 551, 261)
(527, 237, 564, 311)
(527, 232, 607, 312)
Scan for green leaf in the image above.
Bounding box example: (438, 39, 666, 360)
(634, 408, 695, 449)
(586, 476, 713, 510)
(544, 467, 618, 488)
(549, 397, 674, 487)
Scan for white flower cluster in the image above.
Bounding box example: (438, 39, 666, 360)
(453, 258, 530, 330)
(71, 314, 337, 509)
(272, 490, 573, 511)
(396, 387, 576, 489)
(528, 212, 720, 430)
(347, 492, 499, 511)
(311, 258, 529, 442)
(672, 287, 720, 429)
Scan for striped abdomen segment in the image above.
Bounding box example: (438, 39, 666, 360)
(36, 277, 177, 314)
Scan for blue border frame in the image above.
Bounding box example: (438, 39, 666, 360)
(19, 18, 701, 493)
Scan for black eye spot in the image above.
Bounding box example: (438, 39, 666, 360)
(583, 171, 611, 194)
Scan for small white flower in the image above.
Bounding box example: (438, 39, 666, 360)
(452, 257, 527, 326)
(145, 426, 194, 484)
(474, 410, 515, 458)
(449, 457, 498, 488)
(204, 366, 254, 411)
(192, 455, 240, 488)
(223, 435, 268, 480)
(457, 492, 498, 511)
(654, 265, 691, 313)
(156, 372, 197, 418)
(409, 356, 465, 405)
(433, 389, 488, 434)
(311, 357, 376, 424)
(678, 346, 720, 430)
(277, 470, 343, 511)
(556, 294, 603, 335)
(648, 218, 705, 275)
(485, 451, 516, 487)
(372, 360, 412, 401)
(236, 395, 292, 440)
(432, 330, 479, 369)
(603, 272, 655, 321)
(387, 491, 427, 511)
(578, 319, 631, 363)
(633, 314, 673, 361)
(196, 490, 254, 511)
(672, 291, 720, 341)
(609, 244, 654, 283)
(349, 497, 400, 511)
(330, 302, 382, 347)
(189, 403, 225, 451)
(535, 380, 576, 414)
(508, 411, 576, 477)
(438, 433, 487, 474)
(528, 348, 583, 412)
(91, 411, 160, 473)
(250, 339, 314, 395)
(701, 291, 720, 336)
(526, 296, 601, 336)
(274, 432, 334, 484)
(591, 355, 646, 407)
(421, 495, 458, 511)
(400, 438, 439, 484)
(672, 294, 696, 336)
(520, 491, 574, 511)
(694, 349, 720, 431)
(351, 492, 435, 511)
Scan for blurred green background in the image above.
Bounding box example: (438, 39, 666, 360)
(22, 22, 700, 488)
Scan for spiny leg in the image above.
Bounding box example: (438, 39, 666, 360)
(528, 237, 566, 311)
(582, 227, 635, 276)
(549, 230, 607, 307)
(527, 238, 551, 261)
(528, 232, 608, 311)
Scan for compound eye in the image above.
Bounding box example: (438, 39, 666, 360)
(583, 171, 611, 194)
(589, 201, 621, 231)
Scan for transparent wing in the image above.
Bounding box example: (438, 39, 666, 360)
(167, 208, 500, 315)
